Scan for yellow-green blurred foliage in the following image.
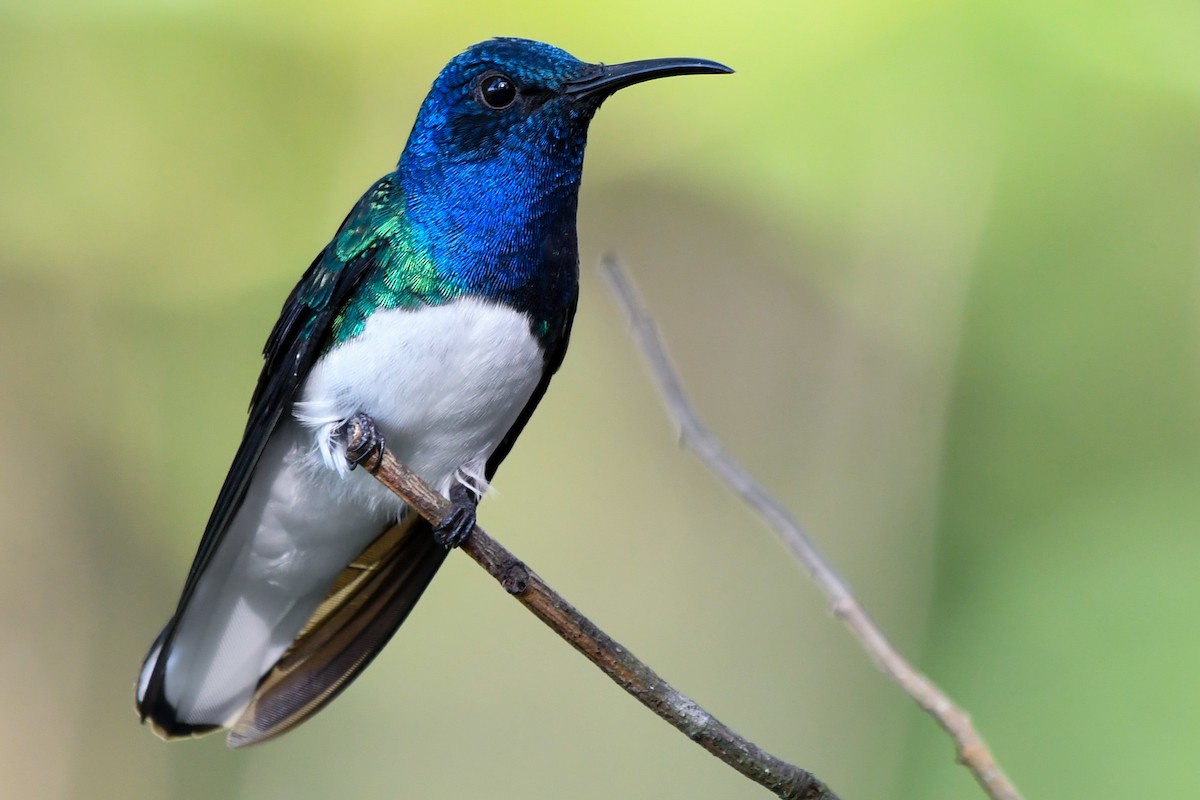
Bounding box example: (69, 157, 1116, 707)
(2, 2, 1198, 798)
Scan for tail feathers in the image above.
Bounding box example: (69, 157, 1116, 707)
(229, 515, 447, 746)
(135, 514, 447, 745)
(136, 627, 221, 739)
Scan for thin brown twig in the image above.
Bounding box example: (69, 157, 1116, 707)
(345, 420, 840, 800)
(599, 254, 1022, 800)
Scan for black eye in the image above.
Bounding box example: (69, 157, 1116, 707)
(480, 73, 518, 109)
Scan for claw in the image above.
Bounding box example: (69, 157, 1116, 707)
(434, 482, 479, 548)
(340, 412, 386, 474)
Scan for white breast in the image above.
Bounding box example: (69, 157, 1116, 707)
(294, 296, 546, 510)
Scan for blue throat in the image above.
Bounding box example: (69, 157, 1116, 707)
(396, 112, 590, 324)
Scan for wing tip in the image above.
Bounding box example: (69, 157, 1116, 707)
(226, 717, 275, 748)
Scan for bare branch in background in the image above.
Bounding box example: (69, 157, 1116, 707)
(599, 255, 1022, 800)
(344, 420, 840, 800)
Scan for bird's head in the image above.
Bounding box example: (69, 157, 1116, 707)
(401, 38, 730, 187)
(396, 39, 730, 292)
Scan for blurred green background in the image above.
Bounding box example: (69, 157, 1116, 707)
(2, 1, 1198, 798)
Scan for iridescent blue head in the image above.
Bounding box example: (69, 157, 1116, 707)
(396, 38, 731, 303)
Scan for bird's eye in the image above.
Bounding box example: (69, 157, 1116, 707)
(479, 73, 518, 109)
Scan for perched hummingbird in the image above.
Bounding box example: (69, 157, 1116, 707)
(135, 38, 731, 746)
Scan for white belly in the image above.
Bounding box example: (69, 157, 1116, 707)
(296, 296, 547, 510)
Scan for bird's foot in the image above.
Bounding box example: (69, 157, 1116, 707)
(340, 412, 386, 474)
(434, 482, 478, 549)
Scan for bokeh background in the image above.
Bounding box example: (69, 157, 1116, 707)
(2, 1, 1199, 798)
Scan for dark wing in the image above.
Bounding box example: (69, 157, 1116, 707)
(228, 513, 447, 746)
(224, 284, 580, 745)
(138, 176, 402, 721)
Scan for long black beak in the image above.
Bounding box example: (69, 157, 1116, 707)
(563, 57, 733, 100)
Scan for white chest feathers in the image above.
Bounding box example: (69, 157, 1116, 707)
(294, 297, 546, 499)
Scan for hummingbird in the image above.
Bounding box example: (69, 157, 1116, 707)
(135, 38, 731, 746)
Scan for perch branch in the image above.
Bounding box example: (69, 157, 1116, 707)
(599, 255, 1022, 800)
(344, 421, 839, 800)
